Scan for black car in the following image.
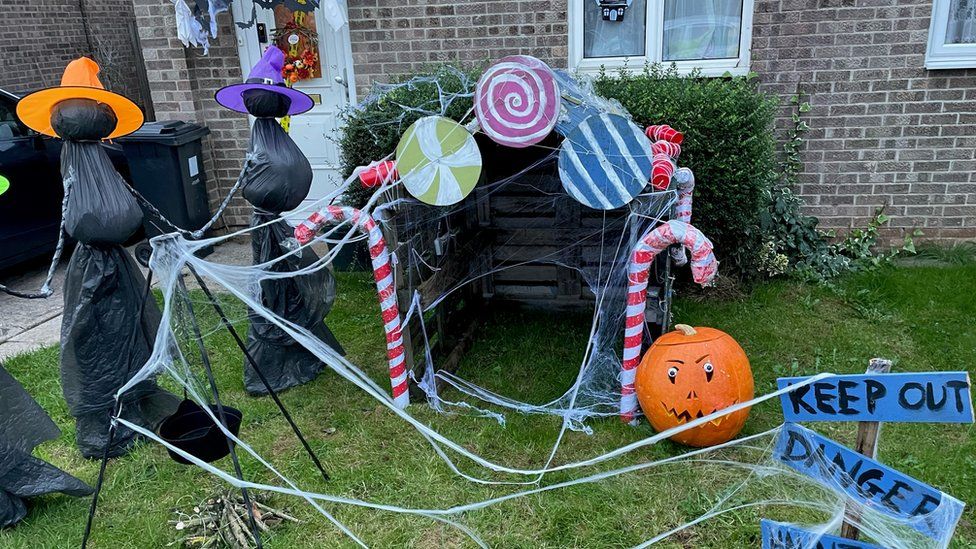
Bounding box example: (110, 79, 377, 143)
(0, 88, 133, 271)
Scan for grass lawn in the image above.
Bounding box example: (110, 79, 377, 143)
(1, 261, 974, 548)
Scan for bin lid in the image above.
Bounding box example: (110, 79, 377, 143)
(118, 121, 211, 146)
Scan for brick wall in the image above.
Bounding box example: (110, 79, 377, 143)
(131, 2, 251, 230)
(346, 0, 569, 96)
(751, 0, 976, 241)
(0, 0, 148, 111)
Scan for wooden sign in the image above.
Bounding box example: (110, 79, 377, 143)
(760, 520, 883, 549)
(772, 423, 964, 541)
(777, 372, 973, 424)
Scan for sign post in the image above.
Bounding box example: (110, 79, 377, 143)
(840, 358, 890, 541)
(767, 357, 974, 547)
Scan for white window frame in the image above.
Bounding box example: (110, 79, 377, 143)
(568, 0, 755, 77)
(925, 0, 976, 69)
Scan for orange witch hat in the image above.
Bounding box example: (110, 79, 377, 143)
(16, 57, 144, 139)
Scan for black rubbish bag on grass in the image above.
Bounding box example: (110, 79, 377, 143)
(0, 364, 92, 528)
(240, 112, 344, 395)
(57, 134, 178, 459)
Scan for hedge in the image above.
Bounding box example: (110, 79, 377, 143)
(593, 65, 778, 276)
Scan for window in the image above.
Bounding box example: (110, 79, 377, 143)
(926, 0, 976, 69)
(0, 94, 28, 140)
(570, 0, 754, 76)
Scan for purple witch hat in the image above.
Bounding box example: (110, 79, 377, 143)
(215, 47, 314, 116)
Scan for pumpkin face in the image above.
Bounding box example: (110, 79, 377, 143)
(634, 325, 753, 447)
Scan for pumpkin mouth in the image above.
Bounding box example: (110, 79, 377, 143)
(660, 400, 739, 427)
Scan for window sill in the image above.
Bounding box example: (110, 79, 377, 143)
(574, 56, 751, 77)
(924, 56, 976, 70)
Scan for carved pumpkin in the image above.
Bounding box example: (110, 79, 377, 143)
(635, 324, 753, 447)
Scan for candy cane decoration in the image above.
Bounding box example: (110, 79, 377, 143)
(621, 220, 718, 424)
(669, 168, 695, 267)
(359, 160, 398, 188)
(294, 206, 409, 408)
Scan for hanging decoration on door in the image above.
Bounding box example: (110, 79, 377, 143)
(272, 9, 321, 82)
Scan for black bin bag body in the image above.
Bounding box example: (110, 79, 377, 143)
(240, 113, 344, 395)
(53, 102, 178, 459)
(1, 364, 92, 528)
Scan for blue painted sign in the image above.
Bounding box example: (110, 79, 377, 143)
(557, 113, 653, 210)
(760, 520, 883, 549)
(773, 423, 963, 542)
(777, 372, 973, 424)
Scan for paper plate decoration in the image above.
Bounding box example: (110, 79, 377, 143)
(395, 116, 482, 206)
(635, 325, 753, 447)
(16, 57, 143, 139)
(475, 55, 559, 148)
(0, 175, 9, 196)
(557, 113, 653, 210)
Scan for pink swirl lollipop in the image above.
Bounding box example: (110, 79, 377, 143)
(475, 55, 560, 148)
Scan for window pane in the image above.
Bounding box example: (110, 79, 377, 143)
(663, 0, 743, 61)
(583, 0, 647, 59)
(946, 0, 976, 44)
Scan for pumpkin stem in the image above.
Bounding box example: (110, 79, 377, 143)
(674, 324, 697, 336)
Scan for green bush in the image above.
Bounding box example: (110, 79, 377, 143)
(337, 65, 480, 207)
(593, 64, 779, 277)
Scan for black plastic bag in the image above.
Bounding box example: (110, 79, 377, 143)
(1, 364, 92, 528)
(245, 213, 344, 395)
(241, 118, 312, 215)
(58, 139, 178, 458)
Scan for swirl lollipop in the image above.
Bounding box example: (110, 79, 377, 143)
(475, 55, 560, 148)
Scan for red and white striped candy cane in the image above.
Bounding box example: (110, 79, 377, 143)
(295, 206, 409, 408)
(620, 220, 718, 424)
(650, 153, 676, 191)
(669, 168, 695, 267)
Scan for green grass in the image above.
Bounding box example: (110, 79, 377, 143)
(1, 264, 975, 548)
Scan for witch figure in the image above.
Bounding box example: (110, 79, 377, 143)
(0, 363, 92, 528)
(215, 47, 344, 395)
(16, 58, 178, 459)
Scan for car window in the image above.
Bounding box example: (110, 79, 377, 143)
(0, 96, 26, 139)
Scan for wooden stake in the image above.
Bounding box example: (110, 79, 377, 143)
(840, 357, 893, 541)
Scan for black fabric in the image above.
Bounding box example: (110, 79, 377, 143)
(62, 141, 142, 244)
(243, 88, 292, 118)
(0, 364, 92, 528)
(51, 98, 117, 141)
(56, 109, 178, 459)
(241, 118, 312, 214)
(245, 213, 344, 395)
(61, 244, 179, 458)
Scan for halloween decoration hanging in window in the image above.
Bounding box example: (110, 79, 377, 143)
(635, 324, 754, 447)
(597, 0, 632, 21)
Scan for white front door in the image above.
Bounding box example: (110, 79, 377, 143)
(232, 0, 356, 217)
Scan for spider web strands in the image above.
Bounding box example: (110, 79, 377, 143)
(105, 72, 961, 548)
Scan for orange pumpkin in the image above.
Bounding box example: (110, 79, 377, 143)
(635, 324, 753, 447)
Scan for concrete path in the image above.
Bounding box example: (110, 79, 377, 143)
(0, 237, 253, 361)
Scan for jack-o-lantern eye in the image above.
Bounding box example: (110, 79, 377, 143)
(703, 362, 714, 382)
(667, 367, 678, 384)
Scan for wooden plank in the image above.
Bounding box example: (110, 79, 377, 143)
(777, 370, 973, 424)
(841, 358, 891, 542)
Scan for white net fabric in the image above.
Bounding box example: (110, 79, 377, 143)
(106, 73, 964, 548)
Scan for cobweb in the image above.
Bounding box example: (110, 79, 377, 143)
(109, 71, 963, 548)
